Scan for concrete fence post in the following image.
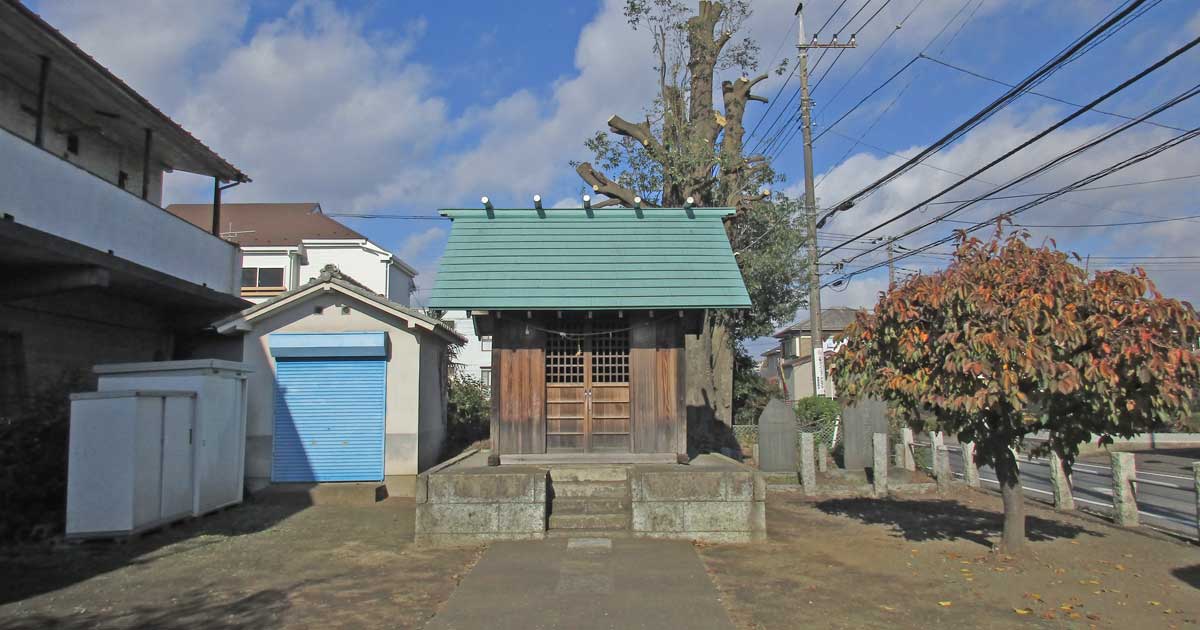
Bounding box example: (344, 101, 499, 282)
(872, 433, 888, 497)
(935, 447, 953, 493)
(900, 428, 915, 471)
(893, 443, 904, 468)
(930, 431, 945, 478)
(961, 442, 980, 488)
(799, 432, 816, 494)
(1110, 452, 1138, 527)
(1193, 462, 1199, 542)
(1048, 451, 1075, 511)
(817, 442, 829, 473)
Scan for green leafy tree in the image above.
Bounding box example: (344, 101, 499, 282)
(444, 373, 491, 457)
(575, 0, 808, 438)
(831, 225, 1200, 553)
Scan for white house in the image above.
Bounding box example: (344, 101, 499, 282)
(0, 1, 250, 410)
(440, 310, 492, 386)
(211, 266, 465, 497)
(166, 202, 417, 305)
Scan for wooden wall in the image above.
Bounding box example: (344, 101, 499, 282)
(488, 312, 687, 456)
(491, 317, 546, 454)
(629, 314, 686, 455)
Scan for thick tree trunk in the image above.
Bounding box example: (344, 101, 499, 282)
(685, 312, 735, 454)
(993, 447, 1026, 553)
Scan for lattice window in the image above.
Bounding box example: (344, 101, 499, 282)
(546, 326, 584, 384)
(591, 329, 629, 384)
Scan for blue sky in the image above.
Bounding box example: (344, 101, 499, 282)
(28, 1, 1200, 355)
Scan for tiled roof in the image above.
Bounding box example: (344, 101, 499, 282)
(774, 307, 865, 337)
(427, 207, 752, 310)
(166, 203, 367, 246)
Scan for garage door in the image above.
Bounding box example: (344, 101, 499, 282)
(269, 332, 387, 482)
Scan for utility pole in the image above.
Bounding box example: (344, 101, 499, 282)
(887, 240, 895, 289)
(797, 3, 854, 397)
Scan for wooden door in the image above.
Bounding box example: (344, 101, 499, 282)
(545, 321, 631, 453)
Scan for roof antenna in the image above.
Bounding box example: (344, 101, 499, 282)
(533, 194, 542, 209)
(481, 196, 493, 210)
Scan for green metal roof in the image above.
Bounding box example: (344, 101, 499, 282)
(428, 207, 752, 310)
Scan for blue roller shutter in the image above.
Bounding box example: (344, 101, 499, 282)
(270, 333, 387, 482)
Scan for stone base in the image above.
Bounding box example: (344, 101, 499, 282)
(385, 475, 416, 498)
(628, 454, 766, 543)
(415, 459, 548, 546)
(254, 482, 388, 506)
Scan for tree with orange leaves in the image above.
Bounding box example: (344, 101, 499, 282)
(830, 224, 1200, 553)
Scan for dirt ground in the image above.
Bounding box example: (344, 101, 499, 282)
(698, 488, 1200, 629)
(0, 498, 481, 629)
(2, 487, 1197, 629)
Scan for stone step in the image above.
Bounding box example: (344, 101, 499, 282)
(548, 513, 630, 530)
(548, 466, 629, 483)
(546, 528, 633, 539)
(551, 497, 629, 515)
(551, 480, 629, 499)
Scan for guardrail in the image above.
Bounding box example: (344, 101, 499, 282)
(949, 442, 1200, 541)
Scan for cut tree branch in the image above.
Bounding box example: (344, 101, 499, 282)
(607, 115, 665, 160)
(575, 162, 657, 208)
(592, 198, 624, 209)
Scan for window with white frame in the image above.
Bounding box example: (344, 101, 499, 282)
(480, 335, 492, 352)
(479, 367, 492, 388)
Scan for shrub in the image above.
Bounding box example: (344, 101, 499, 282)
(0, 371, 85, 543)
(794, 395, 841, 448)
(443, 372, 490, 458)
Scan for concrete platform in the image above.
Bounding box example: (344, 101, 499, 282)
(415, 451, 766, 545)
(254, 483, 387, 506)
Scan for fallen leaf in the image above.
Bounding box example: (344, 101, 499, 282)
(938, 601, 953, 608)
(1041, 611, 1057, 620)
(1149, 601, 1162, 606)
(1013, 608, 1033, 615)
(1087, 613, 1102, 621)
(879, 605, 896, 612)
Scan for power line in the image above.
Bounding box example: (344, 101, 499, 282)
(942, 213, 1200, 228)
(927, 173, 1200, 204)
(821, 34, 1200, 260)
(919, 53, 1188, 133)
(828, 123, 1200, 285)
(819, 0, 1153, 226)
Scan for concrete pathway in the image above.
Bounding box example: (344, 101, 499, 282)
(423, 538, 735, 630)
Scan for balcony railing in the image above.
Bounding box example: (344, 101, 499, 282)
(241, 286, 287, 299)
(0, 128, 239, 295)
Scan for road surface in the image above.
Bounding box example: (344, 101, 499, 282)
(945, 447, 1198, 540)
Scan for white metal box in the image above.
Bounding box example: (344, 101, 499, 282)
(66, 391, 196, 538)
(95, 359, 252, 515)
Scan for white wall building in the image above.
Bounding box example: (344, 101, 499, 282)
(166, 203, 417, 305)
(440, 310, 492, 386)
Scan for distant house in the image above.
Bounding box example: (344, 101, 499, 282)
(0, 0, 249, 412)
(758, 347, 782, 388)
(211, 266, 464, 496)
(439, 310, 492, 386)
(166, 202, 417, 305)
(773, 307, 863, 399)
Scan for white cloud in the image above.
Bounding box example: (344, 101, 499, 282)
(397, 226, 445, 261)
(35, 0, 248, 111)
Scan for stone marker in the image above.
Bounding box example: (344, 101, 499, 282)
(900, 428, 915, 471)
(1110, 452, 1138, 527)
(871, 433, 888, 497)
(757, 399, 799, 473)
(799, 433, 816, 493)
(935, 447, 953, 493)
(1048, 451, 1074, 511)
(842, 398, 889, 470)
(930, 431, 945, 478)
(817, 443, 829, 473)
(1194, 463, 1200, 542)
(961, 442, 980, 488)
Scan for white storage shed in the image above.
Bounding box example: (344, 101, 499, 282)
(66, 390, 197, 539)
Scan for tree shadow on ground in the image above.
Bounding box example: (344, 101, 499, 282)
(1172, 565, 1200, 590)
(0, 579, 314, 630)
(814, 498, 1100, 549)
(0, 500, 309, 606)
